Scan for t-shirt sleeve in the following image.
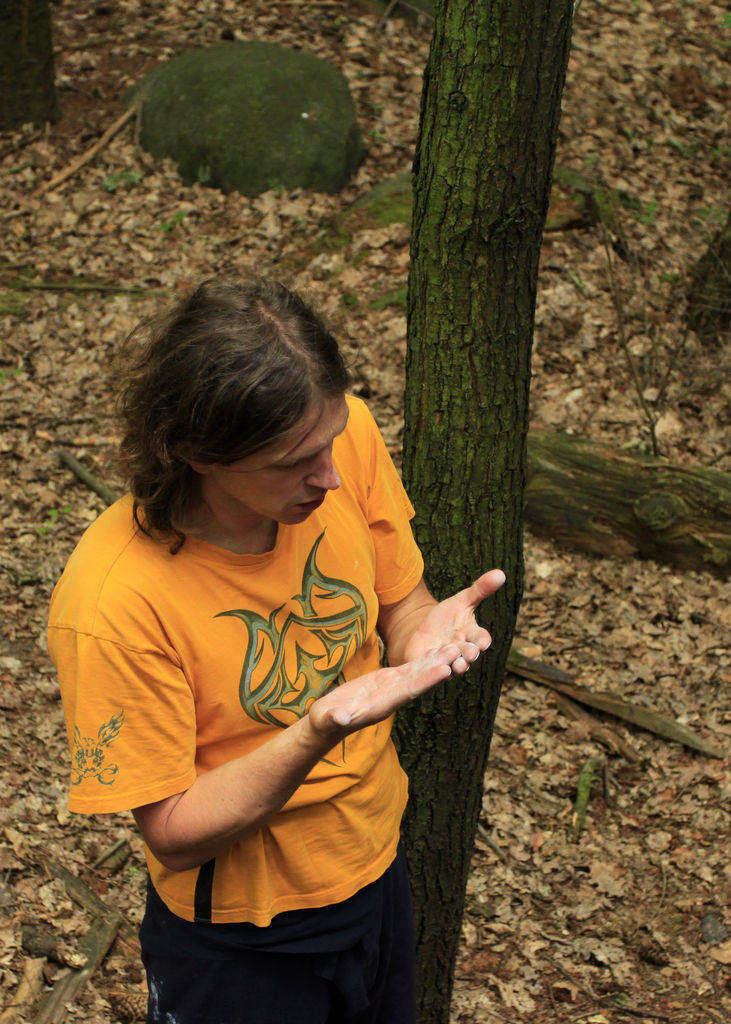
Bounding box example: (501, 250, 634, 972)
(49, 619, 198, 815)
(355, 400, 424, 605)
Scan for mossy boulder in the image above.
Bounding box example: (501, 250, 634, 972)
(138, 42, 365, 195)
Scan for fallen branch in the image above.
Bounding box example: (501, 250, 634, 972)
(36, 864, 145, 1021)
(476, 822, 507, 862)
(58, 449, 120, 507)
(34, 104, 139, 197)
(525, 429, 731, 578)
(0, 958, 45, 1024)
(609, 1004, 672, 1021)
(507, 647, 725, 758)
(33, 912, 120, 1024)
(93, 838, 132, 874)
(551, 690, 638, 762)
(45, 859, 141, 957)
(2, 276, 150, 296)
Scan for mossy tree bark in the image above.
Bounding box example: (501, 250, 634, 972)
(393, 2, 574, 1022)
(0, 0, 59, 131)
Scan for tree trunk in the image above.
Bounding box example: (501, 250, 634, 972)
(394, 2, 574, 1023)
(0, 0, 59, 131)
(526, 429, 731, 577)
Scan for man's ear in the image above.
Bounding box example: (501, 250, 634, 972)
(188, 461, 211, 475)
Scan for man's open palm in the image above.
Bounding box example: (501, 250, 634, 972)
(403, 569, 506, 674)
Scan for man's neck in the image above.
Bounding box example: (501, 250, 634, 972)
(181, 507, 278, 555)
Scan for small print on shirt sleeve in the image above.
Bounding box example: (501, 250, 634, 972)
(70, 709, 125, 787)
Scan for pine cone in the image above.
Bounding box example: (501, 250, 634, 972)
(106, 989, 148, 1022)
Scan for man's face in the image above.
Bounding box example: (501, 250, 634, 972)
(190, 394, 349, 534)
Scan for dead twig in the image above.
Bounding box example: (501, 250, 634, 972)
(32, 911, 121, 1024)
(507, 646, 726, 758)
(553, 960, 598, 1002)
(0, 957, 45, 1024)
(690, 611, 731, 638)
(2, 276, 150, 296)
(58, 450, 120, 507)
(608, 1004, 672, 1021)
(602, 229, 662, 456)
(476, 822, 507, 862)
(93, 838, 132, 874)
(2, 276, 151, 296)
(378, 0, 400, 29)
(379, 0, 434, 23)
(658, 857, 668, 907)
(708, 447, 731, 466)
(551, 690, 638, 762)
(34, 104, 139, 198)
(45, 858, 141, 957)
(0, 129, 42, 163)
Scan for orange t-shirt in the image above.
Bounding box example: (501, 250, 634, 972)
(48, 396, 424, 924)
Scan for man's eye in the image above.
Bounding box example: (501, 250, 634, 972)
(282, 452, 320, 470)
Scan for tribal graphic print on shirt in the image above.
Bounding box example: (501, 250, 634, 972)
(217, 532, 368, 729)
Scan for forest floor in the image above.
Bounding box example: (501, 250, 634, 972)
(1, 1, 730, 1022)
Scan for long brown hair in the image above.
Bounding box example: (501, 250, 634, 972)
(118, 278, 351, 550)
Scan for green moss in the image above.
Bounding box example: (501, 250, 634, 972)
(0, 291, 28, 315)
(299, 175, 415, 261)
(349, 172, 413, 228)
(368, 285, 408, 312)
(548, 165, 641, 232)
(310, 225, 354, 255)
(552, 166, 595, 195)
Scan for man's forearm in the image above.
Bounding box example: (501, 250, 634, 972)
(133, 714, 341, 872)
(133, 646, 458, 872)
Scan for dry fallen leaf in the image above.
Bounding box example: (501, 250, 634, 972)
(709, 940, 731, 966)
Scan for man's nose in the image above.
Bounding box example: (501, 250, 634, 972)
(306, 450, 341, 491)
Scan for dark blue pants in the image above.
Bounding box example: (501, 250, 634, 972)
(140, 849, 416, 1024)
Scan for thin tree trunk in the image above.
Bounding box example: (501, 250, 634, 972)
(0, 0, 59, 131)
(395, 2, 574, 1022)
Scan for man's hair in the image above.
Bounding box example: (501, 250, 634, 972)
(118, 277, 351, 550)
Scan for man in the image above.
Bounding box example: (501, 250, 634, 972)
(49, 277, 504, 1023)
